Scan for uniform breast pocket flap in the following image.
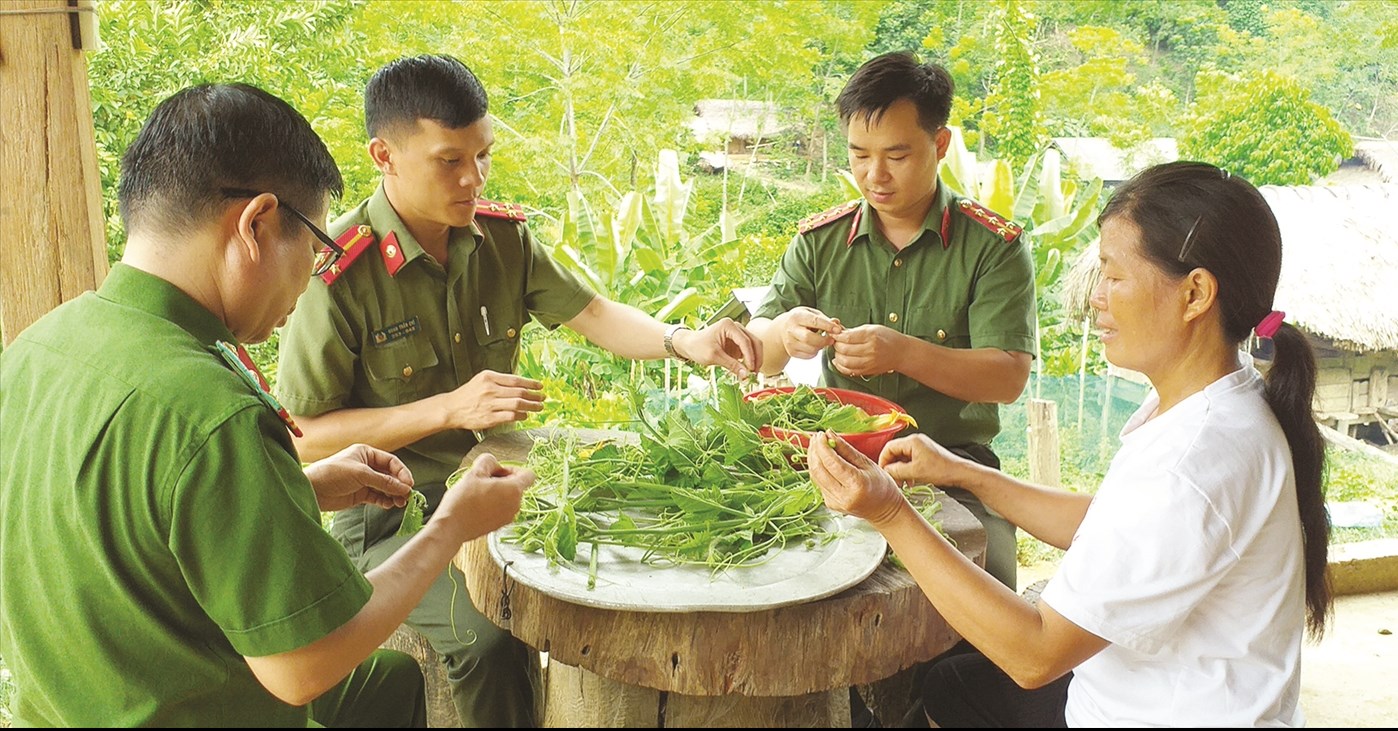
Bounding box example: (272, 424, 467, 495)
(363, 338, 440, 384)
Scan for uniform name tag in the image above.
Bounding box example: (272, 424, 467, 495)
(372, 317, 421, 346)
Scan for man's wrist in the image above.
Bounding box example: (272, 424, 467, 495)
(664, 323, 692, 362)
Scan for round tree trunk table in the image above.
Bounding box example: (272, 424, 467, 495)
(456, 428, 987, 727)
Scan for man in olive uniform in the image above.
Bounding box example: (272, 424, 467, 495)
(275, 55, 762, 727)
(0, 84, 534, 726)
(749, 51, 1036, 592)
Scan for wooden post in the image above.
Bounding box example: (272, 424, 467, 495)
(1027, 398, 1061, 487)
(0, 0, 108, 346)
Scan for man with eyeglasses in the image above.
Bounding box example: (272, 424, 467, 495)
(274, 54, 763, 727)
(0, 83, 535, 726)
(743, 52, 1037, 725)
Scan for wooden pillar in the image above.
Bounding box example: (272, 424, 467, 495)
(0, 0, 107, 346)
(1027, 398, 1061, 487)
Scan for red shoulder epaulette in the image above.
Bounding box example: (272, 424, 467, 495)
(474, 199, 526, 222)
(319, 224, 377, 285)
(797, 199, 860, 235)
(954, 198, 1023, 243)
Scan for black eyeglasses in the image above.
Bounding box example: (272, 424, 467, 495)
(222, 188, 344, 277)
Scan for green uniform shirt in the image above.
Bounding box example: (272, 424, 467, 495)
(275, 184, 594, 551)
(754, 181, 1037, 446)
(0, 265, 372, 727)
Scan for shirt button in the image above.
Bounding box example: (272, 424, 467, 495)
(893, 258, 902, 267)
(888, 313, 899, 324)
(454, 332, 462, 343)
(937, 329, 947, 341)
(506, 327, 517, 339)
(402, 365, 413, 378)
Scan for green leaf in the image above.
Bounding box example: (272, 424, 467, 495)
(652, 149, 693, 250)
(940, 126, 979, 197)
(567, 189, 613, 282)
(396, 490, 428, 537)
(611, 191, 643, 261)
(654, 287, 701, 323)
(836, 169, 862, 199)
(634, 246, 666, 274)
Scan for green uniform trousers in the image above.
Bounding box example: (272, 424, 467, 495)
(356, 532, 541, 728)
(309, 648, 427, 728)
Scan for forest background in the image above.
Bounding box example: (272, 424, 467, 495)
(85, 0, 1398, 540)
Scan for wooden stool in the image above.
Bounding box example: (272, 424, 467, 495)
(382, 624, 460, 728)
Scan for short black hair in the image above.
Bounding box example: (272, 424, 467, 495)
(364, 54, 489, 138)
(117, 83, 342, 235)
(836, 51, 954, 134)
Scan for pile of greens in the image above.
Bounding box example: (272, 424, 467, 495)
(744, 385, 916, 434)
(494, 382, 941, 587)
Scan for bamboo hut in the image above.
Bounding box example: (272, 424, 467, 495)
(1061, 183, 1398, 445)
(687, 99, 802, 171)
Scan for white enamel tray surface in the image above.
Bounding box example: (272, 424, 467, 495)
(489, 513, 888, 613)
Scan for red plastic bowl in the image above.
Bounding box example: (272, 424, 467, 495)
(743, 386, 913, 463)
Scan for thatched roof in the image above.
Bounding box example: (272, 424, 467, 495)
(1353, 138, 1398, 183)
(1060, 183, 1398, 353)
(688, 99, 792, 142)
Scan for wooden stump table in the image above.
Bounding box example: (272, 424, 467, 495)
(456, 428, 987, 727)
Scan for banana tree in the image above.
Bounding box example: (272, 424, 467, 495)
(551, 149, 734, 326)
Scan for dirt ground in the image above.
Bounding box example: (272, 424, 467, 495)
(1298, 590, 1398, 727)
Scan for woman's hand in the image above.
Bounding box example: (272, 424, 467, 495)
(879, 434, 973, 491)
(807, 431, 907, 528)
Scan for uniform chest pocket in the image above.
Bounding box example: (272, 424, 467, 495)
(471, 307, 523, 374)
(906, 305, 972, 348)
(362, 338, 441, 399)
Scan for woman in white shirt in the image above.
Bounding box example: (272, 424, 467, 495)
(807, 161, 1331, 727)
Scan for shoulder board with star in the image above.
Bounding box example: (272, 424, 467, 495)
(797, 199, 861, 235)
(474, 199, 527, 222)
(319, 223, 378, 285)
(954, 198, 1024, 243)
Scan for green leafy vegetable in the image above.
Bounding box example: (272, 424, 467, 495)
(396, 490, 428, 537)
(500, 381, 947, 586)
(744, 385, 916, 434)
(504, 382, 833, 579)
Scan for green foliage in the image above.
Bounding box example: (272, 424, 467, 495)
(548, 150, 715, 325)
(1250, 2, 1398, 140)
(88, 0, 372, 261)
(1325, 448, 1398, 542)
(979, 0, 1046, 169)
(1223, 0, 1268, 37)
(1038, 25, 1174, 148)
(516, 324, 635, 429)
(1181, 69, 1353, 186)
(506, 382, 830, 578)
